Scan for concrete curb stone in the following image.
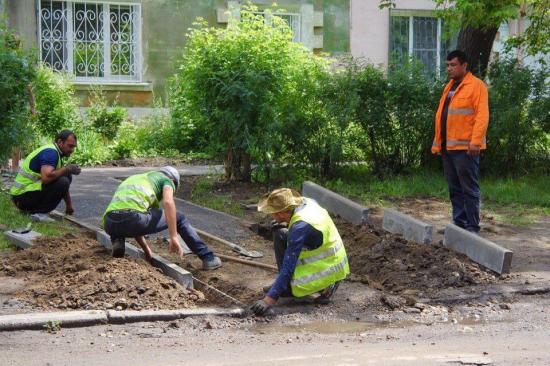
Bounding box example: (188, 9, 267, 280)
(0, 310, 107, 331)
(301, 181, 369, 225)
(3, 230, 42, 249)
(0, 308, 244, 331)
(444, 224, 513, 274)
(382, 208, 433, 244)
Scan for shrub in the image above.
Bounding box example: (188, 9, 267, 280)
(32, 66, 81, 138)
(484, 56, 550, 174)
(0, 20, 35, 162)
(67, 129, 110, 166)
(86, 90, 127, 139)
(170, 5, 327, 181)
(112, 121, 139, 159)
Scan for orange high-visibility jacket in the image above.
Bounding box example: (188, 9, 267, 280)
(432, 72, 489, 153)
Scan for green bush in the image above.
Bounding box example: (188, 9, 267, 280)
(484, 57, 550, 174)
(112, 121, 139, 159)
(32, 66, 81, 138)
(0, 20, 35, 162)
(170, 5, 327, 181)
(86, 90, 127, 139)
(67, 129, 110, 166)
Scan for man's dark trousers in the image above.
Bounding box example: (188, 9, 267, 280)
(11, 176, 71, 214)
(104, 208, 214, 260)
(442, 150, 480, 232)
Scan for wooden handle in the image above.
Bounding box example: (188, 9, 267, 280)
(216, 253, 277, 271)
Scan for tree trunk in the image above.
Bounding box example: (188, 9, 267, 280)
(457, 26, 499, 78)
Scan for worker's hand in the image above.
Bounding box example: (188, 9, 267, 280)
(250, 299, 271, 316)
(65, 164, 81, 175)
(467, 144, 481, 157)
(65, 204, 74, 215)
(168, 236, 184, 258)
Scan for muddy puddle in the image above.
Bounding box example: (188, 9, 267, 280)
(246, 315, 500, 335)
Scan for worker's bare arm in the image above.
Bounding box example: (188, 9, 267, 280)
(40, 165, 68, 184)
(162, 186, 184, 257)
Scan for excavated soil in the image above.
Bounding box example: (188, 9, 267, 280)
(338, 220, 497, 296)
(0, 233, 205, 311)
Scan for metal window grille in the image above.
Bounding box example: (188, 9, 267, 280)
(38, 0, 141, 82)
(389, 13, 457, 74)
(249, 11, 301, 43)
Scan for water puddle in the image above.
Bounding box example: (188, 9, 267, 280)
(247, 316, 492, 335)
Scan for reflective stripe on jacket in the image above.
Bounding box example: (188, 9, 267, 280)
(103, 173, 159, 220)
(10, 144, 61, 196)
(288, 198, 349, 297)
(432, 72, 489, 153)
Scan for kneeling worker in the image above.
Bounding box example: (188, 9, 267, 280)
(250, 188, 349, 315)
(10, 130, 81, 220)
(103, 166, 222, 270)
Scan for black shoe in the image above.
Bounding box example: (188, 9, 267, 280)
(315, 281, 340, 305)
(112, 238, 125, 258)
(262, 285, 271, 294)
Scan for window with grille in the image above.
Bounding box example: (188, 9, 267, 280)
(38, 0, 141, 82)
(249, 11, 301, 42)
(390, 10, 457, 74)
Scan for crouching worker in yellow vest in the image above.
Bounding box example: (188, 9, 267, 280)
(10, 130, 81, 221)
(250, 188, 349, 316)
(103, 166, 222, 270)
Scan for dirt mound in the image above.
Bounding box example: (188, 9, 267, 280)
(0, 234, 204, 311)
(338, 221, 497, 296)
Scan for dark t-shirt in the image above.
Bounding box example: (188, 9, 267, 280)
(28, 148, 60, 174)
(441, 80, 461, 151)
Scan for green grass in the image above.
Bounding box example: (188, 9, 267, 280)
(190, 177, 244, 217)
(279, 166, 550, 226)
(0, 191, 71, 251)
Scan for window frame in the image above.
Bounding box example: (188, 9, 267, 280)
(37, 0, 142, 84)
(389, 9, 449, 73)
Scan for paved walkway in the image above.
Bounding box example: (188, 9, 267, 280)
(63, 165, 254, 243)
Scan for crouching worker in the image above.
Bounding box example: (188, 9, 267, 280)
(102, 166, 222, 270)
(250, 188, 349, 316)
(10, 130, 80, 220)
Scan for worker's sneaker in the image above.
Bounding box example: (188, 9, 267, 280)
(262, 285, 271, 294)
(202, 256, 222, 270)
(29, 213, 55, 223)
(111, 238, 125, 258)
(315, 281, 341, 305)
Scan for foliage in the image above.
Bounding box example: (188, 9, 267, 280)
(112, 121, 140, 159)
(484, 56, 550, 174)
(507, 0, 550, 56)
(0, 20, 35, 162)
(170, 4, 327, 181)
(86, 90, 127, 139)
(133, 109, 179, 156)
(43, 320, 61, 333)
(67, 129, 111, 166)
(32, 66, 81, 138)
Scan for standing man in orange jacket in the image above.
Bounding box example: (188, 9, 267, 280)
(432, 50, 489, 233)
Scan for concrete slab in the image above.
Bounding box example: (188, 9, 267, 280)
(107, 308, 243, 324)
(382, 208, 433, 244)
(0, 310, 107, 331)
(3, 230, 42, 249)
(301, 181, 369, 225)
(444, 224, 513, 274)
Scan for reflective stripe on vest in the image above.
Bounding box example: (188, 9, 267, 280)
(10, 144, 61, 196)
(446, 139, 471, 147)
(288, 198, 349, 297)
(104, 174, 158, 217)
(448, 108, 474, 115)
(291, 256, 349, 286)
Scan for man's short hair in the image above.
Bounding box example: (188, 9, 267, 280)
(446, 50, 468, 65)
(56, 129, 77, 142)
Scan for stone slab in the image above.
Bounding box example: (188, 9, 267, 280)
(444, 224, 513, 274)
(301, 181, 369, 225)
(0, 310, 107, 331)
(3, 230, 42, 249)
(107, 308, 244, 324)
(382, 208, 433, 244)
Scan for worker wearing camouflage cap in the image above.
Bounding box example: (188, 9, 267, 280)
(250, 188, 349, 315)
(102, 166, 222, 270)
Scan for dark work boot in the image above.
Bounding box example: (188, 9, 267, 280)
(315, 281, 341, 305)
(112, 238, 126, 258)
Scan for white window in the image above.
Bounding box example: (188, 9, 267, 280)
(390, 10, 456, 73)
(250, 11, 302, 42)
(38, 0, 141, 83)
